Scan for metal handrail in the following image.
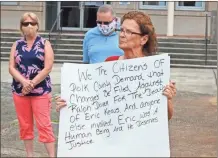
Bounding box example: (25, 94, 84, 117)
(205, 13, 209, 65)
(48, 9, 63, 41)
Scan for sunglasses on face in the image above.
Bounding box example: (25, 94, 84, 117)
(21, 22, 38, 27)
(96, 20, 114, 25)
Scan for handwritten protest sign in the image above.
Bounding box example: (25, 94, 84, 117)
(58, 54, 171, 157)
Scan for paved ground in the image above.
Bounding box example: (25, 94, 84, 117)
(1, 61, 217, 157)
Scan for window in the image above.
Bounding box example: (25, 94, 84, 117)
(175, 1, 205, 11)
(119, 2, 130, 5)
(139, 1, 167, 10)
(1, 1, 18, 5)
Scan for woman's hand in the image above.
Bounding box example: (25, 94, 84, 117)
(163, 81, 176, 120)
(55, 96, 67, 112)
(21, 79, 34, 95)
(163, 81, 176, 100)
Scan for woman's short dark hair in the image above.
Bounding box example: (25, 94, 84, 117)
(121, 11, 157, 56)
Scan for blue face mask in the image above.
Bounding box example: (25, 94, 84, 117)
(97, 19, 116, 35)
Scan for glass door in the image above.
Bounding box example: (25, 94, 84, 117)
(58, 1, 82, 30)
(58, 1, 108, 31)
(82, 1, 105, 30)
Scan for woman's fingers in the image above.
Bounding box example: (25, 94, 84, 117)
(55, 95, 67, 112)
(55, 96, 60, 100)
(22, 85, 33, 94)
(55, 96, 65, 101)
(54, 96, 66, 102)
(57, 98, 66, 102)
(56, 102, 67, 112)
(22, 88, 29, 95)
(167, 82, 177, 97)
(163, 86, 174, 99)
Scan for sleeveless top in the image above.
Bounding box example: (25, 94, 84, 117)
(12, 35, 52, 96)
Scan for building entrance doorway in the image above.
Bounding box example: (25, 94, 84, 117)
(58, 1, 106, 31)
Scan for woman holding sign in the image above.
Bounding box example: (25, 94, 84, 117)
(105, 11, 176, 120)
(55, 11, 176, 120)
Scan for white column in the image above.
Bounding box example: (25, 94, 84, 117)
(42, 2, 46, 30)
(216, 2, 218, 89)
(167, 1, 174, 36)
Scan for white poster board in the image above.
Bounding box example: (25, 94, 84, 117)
(58, 54, 171, 157)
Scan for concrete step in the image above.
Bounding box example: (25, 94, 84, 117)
(0, 32, 85, 39)
(0, 47, 83, 55)
(53, 39, 84, 45)
(158, 47, 217, 54)
(1, 42, 14, 47)
(161, 53, 217, 60)
(0, 51, 83, 61)
(2, 49, 216, 65)
(1, 31, 207, 42)
(0, 37, 56, 43)
(1, 49, 217, 61)
(0, 37, 83, 46)
(0, 51, 83, 58)
(53, 48, 82, 54)
(1, 32, 216, 69)
(158, 42, 217, 49)
(3, 45, 217, 56)
(54, 59, 83, 64)
(0, 30, 83, 34)
(2, 46, 216, 59)
(0, 56, 83, 64)
(1, 42, 83, 49)
(0, 52, 10, 58)
(0, 37, 84, 45)
(1, 36, 212, 47)
(54, 54, 83, 60)
(157, 37, 207, 43)
(1, 33, 209, 44)
(170, 64, 217, 69)
(55, 44, 82, 49)
(170, 58, 217, 65)
(2, 41, 216, 50)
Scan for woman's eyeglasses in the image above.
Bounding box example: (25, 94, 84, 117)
(117, 28, 143, 36)
(21, 22, 38, 27)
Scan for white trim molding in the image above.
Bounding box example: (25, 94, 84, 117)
(0, 1, 18, 5)
(139, 1, 167, 10)
(175, 1, 205, 11)
(167, 1, 174, 36)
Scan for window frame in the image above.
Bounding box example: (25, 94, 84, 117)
(119, 2, 130, 5)
(1, 1, 18, 5)
(139, 1, 168, 10)
(175, 1, 205, 11)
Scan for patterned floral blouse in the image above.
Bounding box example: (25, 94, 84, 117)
(12, 35, 52, 96)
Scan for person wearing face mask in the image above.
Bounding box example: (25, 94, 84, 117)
(82, 4, 124, 64)
(8, 12, 55, 157)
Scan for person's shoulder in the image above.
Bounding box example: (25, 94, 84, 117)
(109, 31, 119, 38)
(105, 56, 120, 62)
(14, 37, 25, 47)
(38, 35, 47, 45)
(15, 37, 25, 44)
(85, 27, 99, 37)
